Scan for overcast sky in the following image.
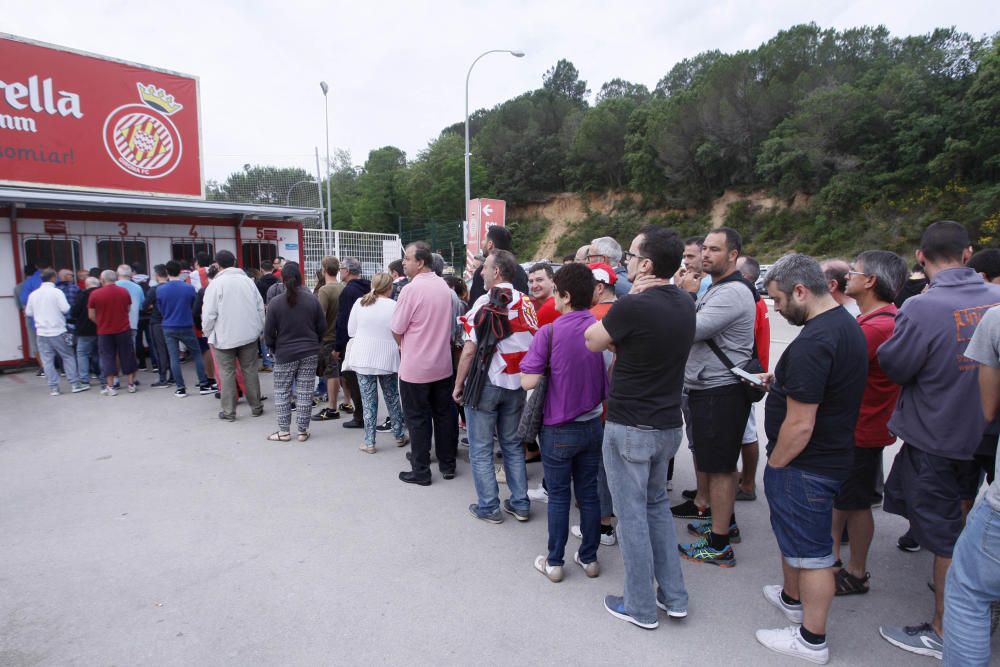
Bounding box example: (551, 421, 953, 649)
(8, 1, 997, 184)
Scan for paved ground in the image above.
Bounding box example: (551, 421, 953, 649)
(0, 304, 995, 665)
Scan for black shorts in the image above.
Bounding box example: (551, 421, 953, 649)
(883, 443, 979, 558)
(317, 341, 340, 379)
(688, 383, 751, 474)
(974, 433, 997, 486)
(834, 447, 883, 511)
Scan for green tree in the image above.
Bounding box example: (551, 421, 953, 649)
(596, 78, 650, 104)
(543, 59, 590, 105)
(567, 97, 638, 189)
(351, 146, 408, 233)
(207, 165, 312, 205)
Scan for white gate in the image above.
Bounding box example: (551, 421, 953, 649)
(302, 229, 402, 288)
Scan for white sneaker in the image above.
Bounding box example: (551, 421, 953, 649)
(494, 463, 507, 485)
(573, 551, 600, 578)
(101, 386, 118, 397)
(763, 585, 804, 624)
(49, 388, 61, 396)
(533, 555, 563, 582)
(755, 626, 829, 664)
(570, 524, 617, 546)
(655, 598, 688, 619)
(527, 485, 548, 503)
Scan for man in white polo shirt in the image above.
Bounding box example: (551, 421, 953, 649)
(25, 269, 88, 396)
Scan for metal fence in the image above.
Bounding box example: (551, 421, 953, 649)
(302, 229, 402, 289)
(399, 219, 465, 275)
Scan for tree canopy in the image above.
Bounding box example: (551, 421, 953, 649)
(210, 24, 1000, 258)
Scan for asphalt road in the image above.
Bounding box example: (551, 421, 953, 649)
(0, 309, 993, 666)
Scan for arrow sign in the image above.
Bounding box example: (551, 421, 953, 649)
(482, 204, 493, 217)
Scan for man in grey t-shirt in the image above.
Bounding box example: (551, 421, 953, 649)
(674, 227, 756, 568)
(946, 306, 1000, 665)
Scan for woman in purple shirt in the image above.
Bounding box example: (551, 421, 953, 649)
(521, 263, 609, 583)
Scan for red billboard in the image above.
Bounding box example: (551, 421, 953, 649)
(0, 33, 202, 197)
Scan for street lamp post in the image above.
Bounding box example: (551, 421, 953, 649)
(320, 81, 332, 231)
(464, 49, 524, 236)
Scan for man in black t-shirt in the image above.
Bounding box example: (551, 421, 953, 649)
(585, 225, 695, 630)
(754, 253, 867, 665)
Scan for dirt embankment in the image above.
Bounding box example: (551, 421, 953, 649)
(512, 189, 811, 260)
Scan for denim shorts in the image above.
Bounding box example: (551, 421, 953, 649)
(764, 464, 841, 569)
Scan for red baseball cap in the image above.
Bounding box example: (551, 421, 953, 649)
(588, 262, 617, 285)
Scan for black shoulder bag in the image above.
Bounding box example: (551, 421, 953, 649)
(706, 339, 766, 403)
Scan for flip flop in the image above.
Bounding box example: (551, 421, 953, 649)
(267, 432, 291, 442)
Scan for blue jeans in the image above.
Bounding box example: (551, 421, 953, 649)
(603, 421, 687, 623)
(943, 501, 1000, 666)
(38, 333, 79, 388)
(260, 338, 273, 369)
(75, 335, 98, 383)
(163, 327, 209, 390)
(466, 382, 528, 515)
(358, 373, 405, 447)
(541, 417, 603, 566)
(764, 464, 841, 569)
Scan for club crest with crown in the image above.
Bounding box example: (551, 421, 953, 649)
(102, 82, 184, 180)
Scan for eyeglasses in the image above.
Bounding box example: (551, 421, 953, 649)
(846, 270, 867, 278)
(622, 251, 647, 262)
(585, 254, 606, 261)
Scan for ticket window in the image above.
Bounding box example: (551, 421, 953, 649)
(23, 237, 82, 273)
(171, 241, 215, 263)
(96, 238, 148, 273)
(241, 241, 278, 270)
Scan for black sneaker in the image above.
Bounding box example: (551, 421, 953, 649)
(174, 387, 188, 398)
(671, 499, 711, 520)
(897, 530, 921, 553)
(681, 489, 697, 500)
(375, 417, 392, 432)
(311, 408, 341, 421)
(218, 411, 235, 422)
(151, 381, 171, 388)
(198, 383, 214, 395)
(338, 403, 355, 414)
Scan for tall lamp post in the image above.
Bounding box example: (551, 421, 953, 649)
(464, 50, 524, 234)
(320, 81, 332, 231)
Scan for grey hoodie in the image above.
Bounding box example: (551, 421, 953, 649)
(878, 267, 1000, 459)
(684, 271, 756, 390)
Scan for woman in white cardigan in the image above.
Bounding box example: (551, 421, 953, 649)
(346, 272, 408, 453)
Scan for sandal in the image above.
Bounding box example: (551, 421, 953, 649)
(267, 432, 291, 442)
(834, 567, 870, 596)
(360, 444, 376, 454)
(297, 432, 310, 442)
(395, 434, 409, 447)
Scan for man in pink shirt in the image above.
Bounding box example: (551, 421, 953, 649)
(391, 241, 459, 486)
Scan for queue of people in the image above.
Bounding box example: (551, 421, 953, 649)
(14, 219, 1000, 666)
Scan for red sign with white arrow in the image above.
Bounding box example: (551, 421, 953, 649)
(464, 198, 507, 279)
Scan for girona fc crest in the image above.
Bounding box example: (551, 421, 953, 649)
(102, 83, 184, 179)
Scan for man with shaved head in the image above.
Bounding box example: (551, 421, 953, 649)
(821, 259, 860, 317)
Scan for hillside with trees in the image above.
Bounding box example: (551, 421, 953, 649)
(210, 24, 1000, 263)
